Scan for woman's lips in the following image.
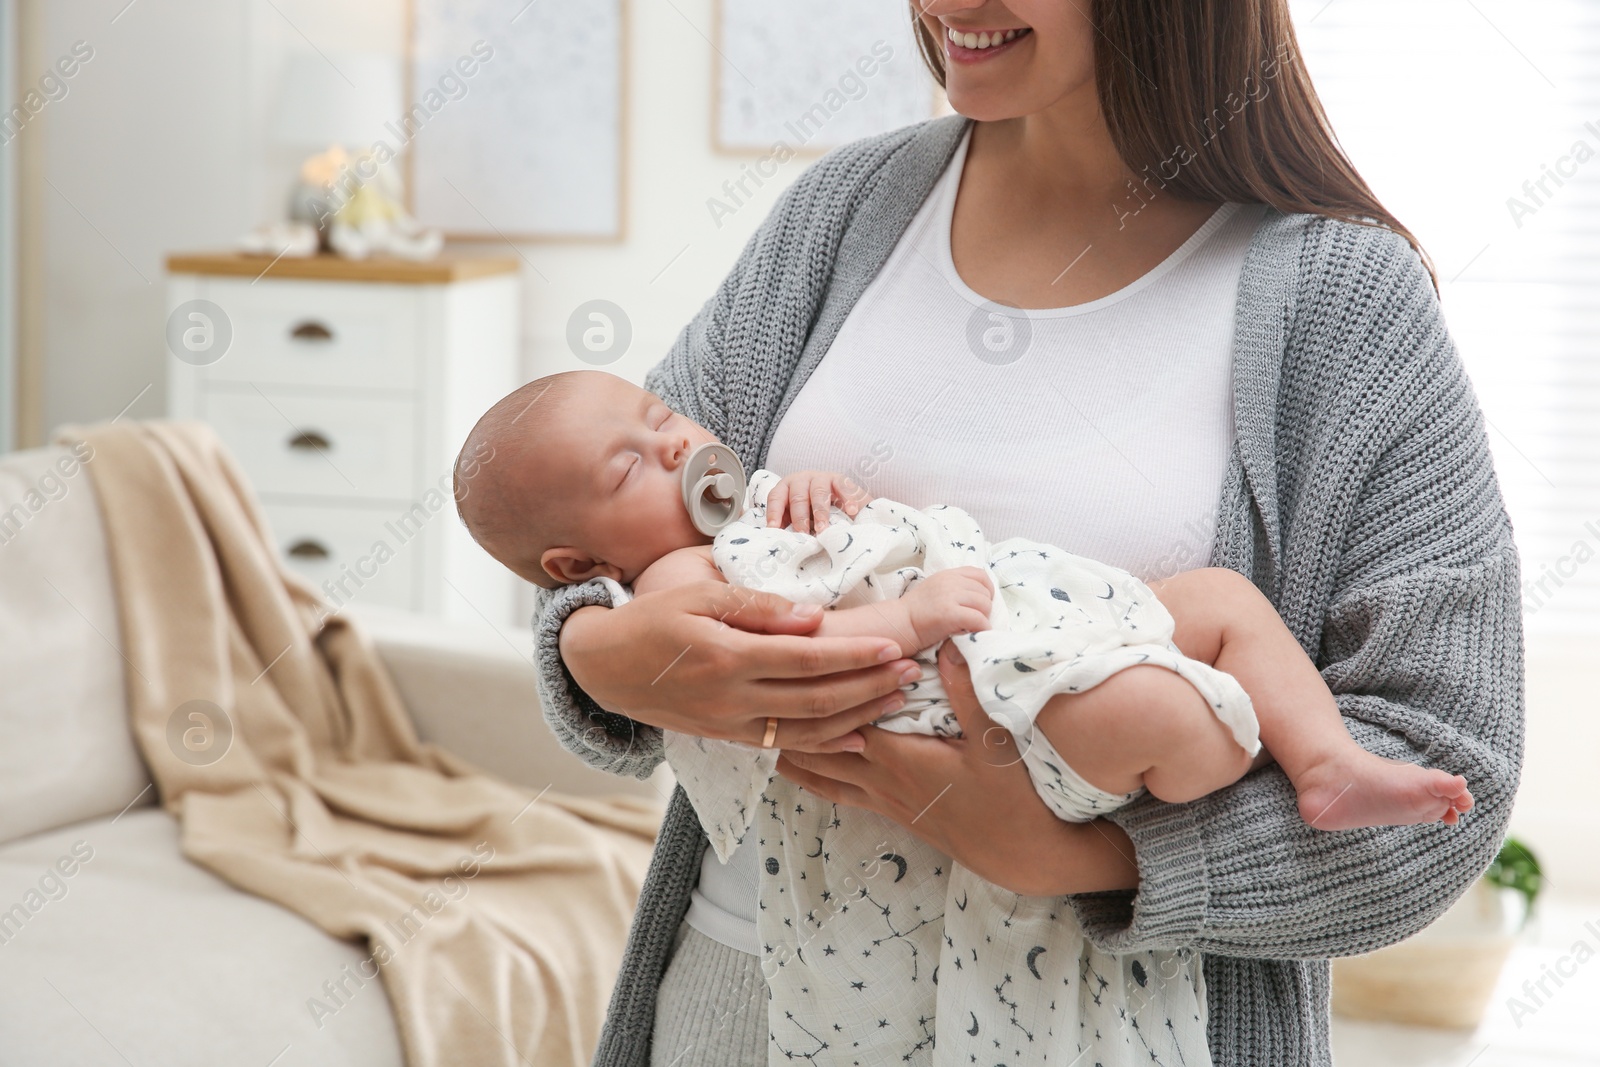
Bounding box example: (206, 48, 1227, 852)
(943, 25, 1032, 64)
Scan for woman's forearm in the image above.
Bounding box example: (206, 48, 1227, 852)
(1042, 820, 1141, 896)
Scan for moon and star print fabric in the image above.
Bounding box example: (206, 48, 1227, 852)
(749, 786, 1216, 1067)
(663, 468, 1261, 865)
(650, 468, 1259, 1065)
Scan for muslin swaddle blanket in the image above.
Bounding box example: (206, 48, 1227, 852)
(607, 469, 1261, 1066)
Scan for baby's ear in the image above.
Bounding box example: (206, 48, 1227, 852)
(540, 547, 622, 586)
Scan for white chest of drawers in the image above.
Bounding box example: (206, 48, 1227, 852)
(166, 252, 522, 626)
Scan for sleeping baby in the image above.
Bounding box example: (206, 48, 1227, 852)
(455, 368, 1473, 1067)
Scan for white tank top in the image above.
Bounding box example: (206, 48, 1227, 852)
(685, 126, 1266, 955)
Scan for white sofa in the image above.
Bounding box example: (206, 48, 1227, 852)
(0, 445, 671, 1066)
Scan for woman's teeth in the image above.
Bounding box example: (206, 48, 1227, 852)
(946, 27, 1029, 50)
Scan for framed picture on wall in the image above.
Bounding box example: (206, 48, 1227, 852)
(713, 0, 940, 155)
(405, 0, 627, 241)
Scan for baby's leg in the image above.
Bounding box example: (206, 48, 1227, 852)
(1031, 663, 1257, 802)
(1147, 567, 1472, 829)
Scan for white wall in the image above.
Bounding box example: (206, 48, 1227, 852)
(20, 0, 842, 437)
(21, 0, 253, 435)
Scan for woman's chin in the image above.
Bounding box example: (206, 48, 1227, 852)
(944, 89, 1032, 124)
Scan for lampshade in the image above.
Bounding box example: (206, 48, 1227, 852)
(271, 49, 402, 151)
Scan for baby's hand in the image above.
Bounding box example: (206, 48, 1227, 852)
(766, 470, 871, 534)
(901, 566, 994, 655)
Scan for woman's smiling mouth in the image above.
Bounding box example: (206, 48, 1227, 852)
(944, 25, 1033, 62)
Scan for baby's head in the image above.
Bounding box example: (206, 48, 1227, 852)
(453, 369, 721, 590)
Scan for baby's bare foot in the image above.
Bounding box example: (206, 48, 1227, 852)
(1295, 749, 1473, 831)
(902, 567, 994, 655)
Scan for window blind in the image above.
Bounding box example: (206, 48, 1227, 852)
(1289, 0, 1600, 636)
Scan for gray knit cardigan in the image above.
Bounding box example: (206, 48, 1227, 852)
(532, 115, 1525, 1067)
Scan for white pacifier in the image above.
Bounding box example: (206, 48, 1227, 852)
(681, 441, 748, 536)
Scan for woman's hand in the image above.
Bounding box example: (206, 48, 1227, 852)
(776, 640, 1143, 896)
(560, 580, 922, 754)
(766, 469, 870, 534)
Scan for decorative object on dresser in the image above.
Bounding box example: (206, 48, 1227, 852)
(165, 251, 522, 626)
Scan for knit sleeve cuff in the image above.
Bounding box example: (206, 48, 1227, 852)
(532, 580, 665, 780)
(1064, 789, 1210, 954)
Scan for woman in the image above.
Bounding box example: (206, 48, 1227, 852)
(533, 2, 1525, 1064)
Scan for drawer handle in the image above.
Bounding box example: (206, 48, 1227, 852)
(290, 321, 334, 343)
(286, 539, 331, 561)
(287, 430, 332, 452)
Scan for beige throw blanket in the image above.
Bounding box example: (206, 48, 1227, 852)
(66, 421, 659, 1066)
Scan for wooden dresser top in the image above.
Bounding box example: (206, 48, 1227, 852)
(165, 251, 521, 284)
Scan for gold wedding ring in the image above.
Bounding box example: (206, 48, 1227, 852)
(761, 717, 779, 749)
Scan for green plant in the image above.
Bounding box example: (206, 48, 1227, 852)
(1484, 836, 1542, 917)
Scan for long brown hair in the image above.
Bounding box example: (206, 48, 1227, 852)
(912, 1, 1439, 293)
